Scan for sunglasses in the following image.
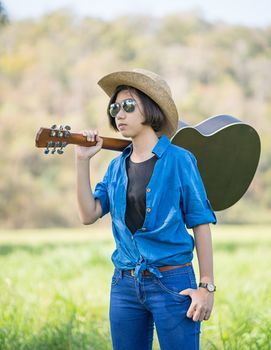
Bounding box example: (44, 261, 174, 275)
(109, 98, 137, 118)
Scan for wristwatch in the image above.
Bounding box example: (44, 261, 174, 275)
(199, 282, 216, 292)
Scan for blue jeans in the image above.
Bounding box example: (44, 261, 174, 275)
(109, 264, 201, 350)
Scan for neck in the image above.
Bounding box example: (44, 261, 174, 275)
(131, 129, 159, 162)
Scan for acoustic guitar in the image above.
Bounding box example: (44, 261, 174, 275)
(35, 115, 261, 211)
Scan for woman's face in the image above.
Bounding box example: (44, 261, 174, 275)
(113, 90, 149, 139)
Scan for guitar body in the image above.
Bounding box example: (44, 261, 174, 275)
(171, 115, 261, 211)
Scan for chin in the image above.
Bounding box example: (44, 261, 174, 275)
(119, 130, 134, 138)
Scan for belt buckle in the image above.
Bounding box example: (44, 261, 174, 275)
(131, 269, 135, 277)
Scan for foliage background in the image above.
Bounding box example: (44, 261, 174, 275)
(0, 6, 270, 228)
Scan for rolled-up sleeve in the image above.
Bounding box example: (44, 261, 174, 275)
(93, 166, 110, 218)
(180, 152, 217, 229)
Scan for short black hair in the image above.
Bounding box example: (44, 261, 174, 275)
(107, 85, 165, 133)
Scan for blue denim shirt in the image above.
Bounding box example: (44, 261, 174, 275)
(94, 135, 217, 282)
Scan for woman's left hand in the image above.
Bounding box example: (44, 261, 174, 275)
(179, 288, 214, 322)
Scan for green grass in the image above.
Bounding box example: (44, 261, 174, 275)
(0, 225, 270, 350)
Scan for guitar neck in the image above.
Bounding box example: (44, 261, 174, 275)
(71, 133, 131, 151)
(35, 128, 131, 152)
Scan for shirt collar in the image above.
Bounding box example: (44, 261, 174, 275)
(152, 135, 171, 158)
(121, 134, 170, 159)
(122, 142, 133, 157)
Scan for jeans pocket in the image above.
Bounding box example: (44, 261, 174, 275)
(111, 269, 121, 286)
(155, 272, 192, 301)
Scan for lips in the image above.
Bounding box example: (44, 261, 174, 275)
(118, 124, 127, 128)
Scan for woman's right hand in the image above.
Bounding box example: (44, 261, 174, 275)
(74, 129, 103, 160)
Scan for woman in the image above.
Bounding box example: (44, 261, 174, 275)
(75, 68, 217, 350)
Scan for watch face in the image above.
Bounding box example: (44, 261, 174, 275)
(207, 283, 215, 292)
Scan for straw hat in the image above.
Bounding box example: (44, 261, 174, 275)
(97, 68, 179, 138)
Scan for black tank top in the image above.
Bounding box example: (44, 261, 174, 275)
(125, 155, 157, 234)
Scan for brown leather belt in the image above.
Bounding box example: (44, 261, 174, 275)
(129, 262, 192, 277)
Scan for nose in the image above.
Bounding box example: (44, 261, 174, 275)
(116, 109, 126, 119)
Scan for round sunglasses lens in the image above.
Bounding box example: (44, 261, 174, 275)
(123, 99, 136, 113)
(109, 103, 120, 117)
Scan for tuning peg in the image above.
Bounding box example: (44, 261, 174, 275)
(44, 141, 53, 155)
(57, 141, 67, 154)
(57, 125, 64, 138)
(64, 125, 71, 137)
(51, 141, 60, 154)
(50, 125, 57, 137)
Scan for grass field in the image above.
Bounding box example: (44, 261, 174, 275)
(0, 224, 270, 350)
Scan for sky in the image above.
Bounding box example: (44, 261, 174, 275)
(4, 0, 271, 27)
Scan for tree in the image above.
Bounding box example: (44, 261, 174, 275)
(0, 1, 8, 25)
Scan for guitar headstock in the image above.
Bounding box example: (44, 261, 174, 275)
(35, 125, 71, 155)
(36, 125, 131, 154)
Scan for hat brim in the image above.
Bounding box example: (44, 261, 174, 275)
(98, 70, 178, 138)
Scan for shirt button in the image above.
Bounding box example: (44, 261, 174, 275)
(146, 188, 151, 192)
(146, 208, 151, 213)
(131, 235, 134, 240)
(141, 227, 146, 231)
